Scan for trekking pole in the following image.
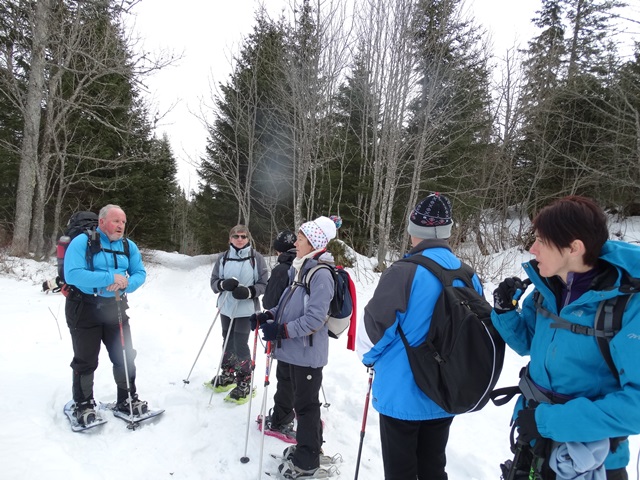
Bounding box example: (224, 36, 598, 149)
(183, 309, 221, 385)
(208, 314, 236, 406)
(321, 384, 331, 409)
(115, 290, 136, 430)
(240, 321, 261, 464)
(354, 368, 374, 480)
(257, 341, 274, 480)
(47, 306, 63, 340)
(506, 440, 526, 480)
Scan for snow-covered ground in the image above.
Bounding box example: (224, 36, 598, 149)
(1, 216, 640, 479)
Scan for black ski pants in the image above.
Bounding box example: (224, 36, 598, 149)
(379, 413, 454, 480)
(287, 364, 323, 471)
(271, 360, 295, 426)
(607, 469, 628, 480)
(66, 292, 137, 404)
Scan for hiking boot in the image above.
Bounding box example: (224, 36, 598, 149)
(228, 381, 251, 401)
(282, 445, 296, 461)
(265, 415, 297, 440)
(210, 370, 235, 391)
(277, 459, 333, 479)
(116, 395, 148, 416)
(74, 399, 97, 426)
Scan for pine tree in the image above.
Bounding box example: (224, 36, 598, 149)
(198, 12, 292, 249)
(405, 0, 493, 249)
(326, 55, 379, 254)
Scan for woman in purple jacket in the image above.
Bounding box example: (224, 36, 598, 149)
(255, 216, 337, 480)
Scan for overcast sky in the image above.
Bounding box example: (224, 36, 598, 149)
(128, 0, 541, 192)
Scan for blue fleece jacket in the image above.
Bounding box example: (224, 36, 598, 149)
(64, 228, 146, 296)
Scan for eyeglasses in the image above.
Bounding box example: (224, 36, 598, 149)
(231, 234, 248, 239)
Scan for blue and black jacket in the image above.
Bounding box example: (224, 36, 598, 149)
(356, 239, 484, 421)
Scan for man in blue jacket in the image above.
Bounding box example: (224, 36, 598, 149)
(64, 204, 147, 426)
(492, 196, 640, 480)
(357, 193, 484, 480)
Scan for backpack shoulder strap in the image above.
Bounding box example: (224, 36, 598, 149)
(537, 290, 633, 380)
(85, 229, 102, 271)
(84, 229, 102, 294)
(222, 248, 254, 267)
(399, 254, 474, 288)
(595, 294, 632, 381)
(302, 263, 335, 293)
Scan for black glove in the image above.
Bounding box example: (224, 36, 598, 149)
(219, 277, 239, 291)
(493, 277, 526, 312)
(42, 276, 63, 294)
(261, 321, 288, 342)
(250, 311, 273, 330)
(232, 285, 255, 300)
(516, 405, 541, 443)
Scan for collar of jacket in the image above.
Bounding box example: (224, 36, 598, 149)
(407, 238, 451, 256)
(526, 258, 621, 310)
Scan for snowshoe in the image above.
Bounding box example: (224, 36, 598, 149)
(268, 459, 338, 479)
(257, 414, 297, 443)
(100, 401, 164, 428)
(224, 381, 256, 405)
(116, 395, 148, 416)
(64, 400, 107, 432)
(271, 446, 342, 466)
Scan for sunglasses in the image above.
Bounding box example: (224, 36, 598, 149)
(231, 234, 248, 239)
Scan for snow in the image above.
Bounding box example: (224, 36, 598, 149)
(2, 217, 640, 479)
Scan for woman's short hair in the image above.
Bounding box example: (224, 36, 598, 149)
(229, 224, 250, 238)
(532, 196, 608, 266)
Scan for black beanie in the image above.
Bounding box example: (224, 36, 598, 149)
(272, 230, 296, 252)
(407, 193, 453, 239)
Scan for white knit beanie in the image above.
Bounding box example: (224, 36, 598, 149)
(299, 216, 337, 250)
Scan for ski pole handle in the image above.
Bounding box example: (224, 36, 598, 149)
(512, 278, 532, 306)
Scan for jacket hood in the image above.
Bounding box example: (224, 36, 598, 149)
(600, 240, 640, 279)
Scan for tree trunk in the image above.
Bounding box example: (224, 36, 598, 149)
(10, 0, 51, 256)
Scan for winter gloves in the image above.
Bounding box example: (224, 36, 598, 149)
(219, 278, 239, 291)
(493, 277, 527, 313)
(261, 321, 288, 342)
(232, 285, 255, 300)
(250, 311, 273, 330)
(516, 403, 541, 443)
(218, 277, 255, 299)
(251, 311, 286, 341)
(42, 276, 63, 294)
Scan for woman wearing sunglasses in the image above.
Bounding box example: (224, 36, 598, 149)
(208, 225, 269, 403)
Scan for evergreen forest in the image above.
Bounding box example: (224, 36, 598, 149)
(1, 0, 638, 268)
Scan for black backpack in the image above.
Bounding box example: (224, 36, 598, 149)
(56, 211, 129, 295)
(397, 255, 504, 414)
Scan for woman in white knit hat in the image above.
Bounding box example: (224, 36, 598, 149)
(251, 216, 337, 479)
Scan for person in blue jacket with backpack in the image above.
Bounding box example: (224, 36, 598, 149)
(252, 216, 337, 479)
(64, 204, 147, 426)
(356, 193, 484, 480)
(492, 196, 640, 480)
